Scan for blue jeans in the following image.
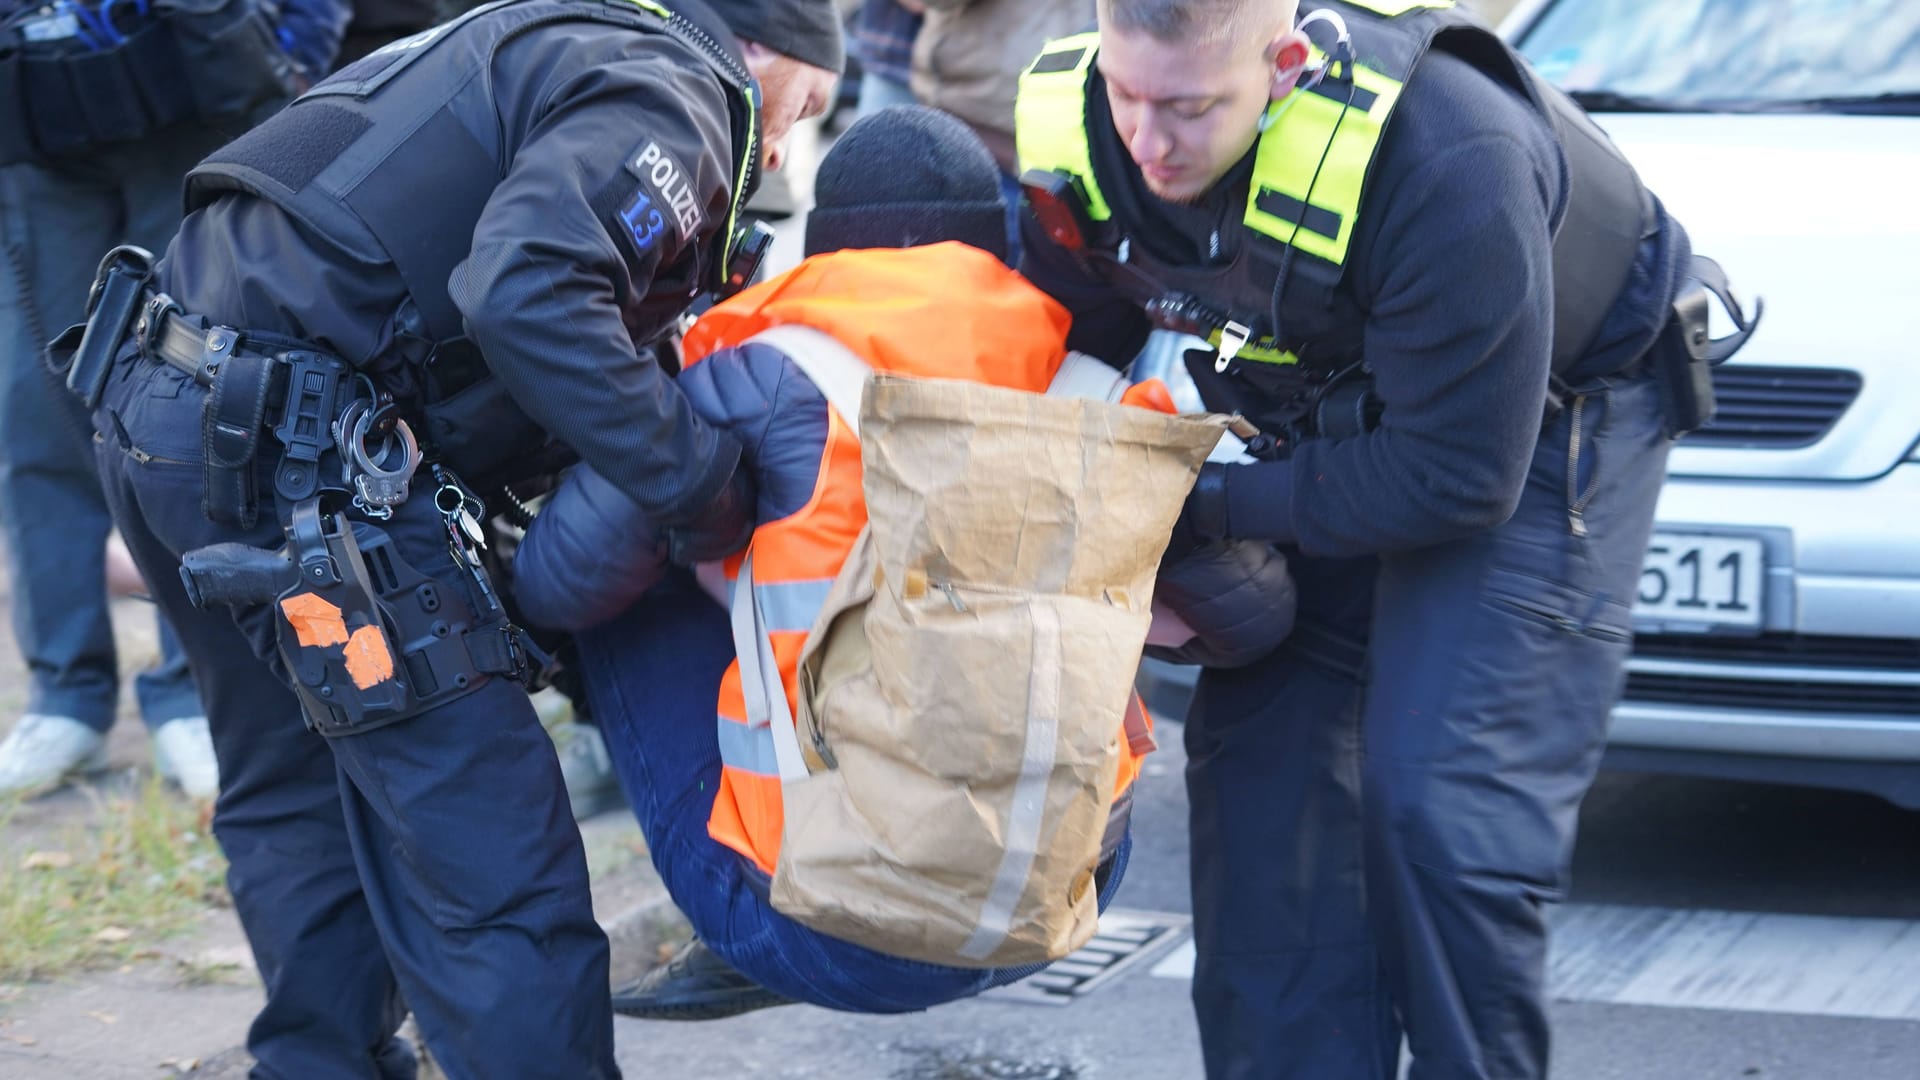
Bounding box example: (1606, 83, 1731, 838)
(576, 571, 1133, 1013)
(0, 143, 215, 731)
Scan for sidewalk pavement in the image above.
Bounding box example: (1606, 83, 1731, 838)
(0, 786, 680, 1080)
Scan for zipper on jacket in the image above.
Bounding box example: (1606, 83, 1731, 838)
(1494, 593, 1629, 644)
(1566, 393, 1600, 538)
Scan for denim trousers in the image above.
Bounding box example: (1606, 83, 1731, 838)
(0, 138, 221, 730)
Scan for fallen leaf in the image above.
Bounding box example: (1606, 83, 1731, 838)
(158, 1057, 201, 1072)
(86, 1010, 117, 1025)
(1, 1033, 37, 1046)
(93, 926, 134, 944)
(21, 850, 73, 870)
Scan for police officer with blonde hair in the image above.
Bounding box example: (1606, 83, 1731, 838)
(1015, 0, 1753, 1076)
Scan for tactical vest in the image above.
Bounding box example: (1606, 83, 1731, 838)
(678, 244, 1155, 877)
(1015, 0, 1652, 384)
(184, 0, 760, 348)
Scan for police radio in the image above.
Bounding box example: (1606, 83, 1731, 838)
(721, 219, 776, 297)
(1020, 169, 1097, 251)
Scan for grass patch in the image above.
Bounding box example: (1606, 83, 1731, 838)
(0, 778, 228, 983)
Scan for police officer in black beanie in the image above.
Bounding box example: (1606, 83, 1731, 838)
(67, 1, 840, 1077)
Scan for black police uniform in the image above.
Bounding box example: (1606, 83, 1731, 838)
(1016, 4, 1722, 1078)
(75, 1, 775, 1075)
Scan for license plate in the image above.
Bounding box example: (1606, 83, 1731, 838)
(1635, 533, 1766, 628)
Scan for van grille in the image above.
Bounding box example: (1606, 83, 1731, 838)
(1633, 633, 1920, 670)
(1625, 633, 1920, 717)
(1684, 365, 1861, 449)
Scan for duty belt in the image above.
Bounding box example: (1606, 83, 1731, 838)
(133, 290, 422, 528)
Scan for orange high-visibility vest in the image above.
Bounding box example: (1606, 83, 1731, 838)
(680, 242, 1156, 876)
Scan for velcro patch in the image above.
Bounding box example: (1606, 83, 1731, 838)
(624, 140, 705, 246)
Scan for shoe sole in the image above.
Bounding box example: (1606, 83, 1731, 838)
(611, 991, 795, 1022)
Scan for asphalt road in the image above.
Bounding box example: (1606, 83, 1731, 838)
(612, 720, 1920, 1080)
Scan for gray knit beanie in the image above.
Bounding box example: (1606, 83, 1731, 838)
(701, 0, 846, 74)
(805, 106, 1010, 261)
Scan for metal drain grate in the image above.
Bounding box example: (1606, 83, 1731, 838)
(986, 909, 1192, 1006)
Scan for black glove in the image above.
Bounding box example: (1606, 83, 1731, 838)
(1171, 462, 1231, 554)
(1146, 539, 1297, 669)
(662, 464, 757, 566)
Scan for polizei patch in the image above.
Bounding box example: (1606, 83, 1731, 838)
(625, 140, 704, 246)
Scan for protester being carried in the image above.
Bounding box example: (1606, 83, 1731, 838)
(513, 106, 1293, 1020)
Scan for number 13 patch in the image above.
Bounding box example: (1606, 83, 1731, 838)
(617, 139, 705, 255)
(621, 189, 668, 252)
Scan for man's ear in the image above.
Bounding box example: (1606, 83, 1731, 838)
(1267, 29, 1313, 103)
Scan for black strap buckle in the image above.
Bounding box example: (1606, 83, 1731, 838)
(133, 292, 183, 361)
(1679, 254, 1764, 365)
(272, 350, 354, 506)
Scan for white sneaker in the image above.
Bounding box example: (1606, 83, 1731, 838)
(152, 716, 220, 800)
(0, 714, 109, 797)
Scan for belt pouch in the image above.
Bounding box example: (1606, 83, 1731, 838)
(57, 253, 154, 410)
(1653, 287, 1716, 439)
(202, 344, 277, 529)
(165, 0, 294, 122)
(422, 374, 547, 486)
(119, 22, 197, 136)
(61, 43, 151, 147)
(20, 52, 95, 159)
(0, 48, 38, 165)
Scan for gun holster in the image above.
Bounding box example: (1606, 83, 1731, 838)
(46, 245, 155, 412)
(183, 498, 529, 736)
(1653, 254, 1763, 439)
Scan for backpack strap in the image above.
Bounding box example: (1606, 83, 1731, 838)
(729, 550, 812, 783)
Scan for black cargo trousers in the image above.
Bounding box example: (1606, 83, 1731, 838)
(90, 334, 620, 1080)
(1185, 368, 1671, 1080)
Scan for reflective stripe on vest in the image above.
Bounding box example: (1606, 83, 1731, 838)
(1015, 32, 1109, 222)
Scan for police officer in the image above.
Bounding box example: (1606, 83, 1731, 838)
(67, 0, 841, 1076)
(1016, 1, 1752, 1077)
(0, 0, 348, 798)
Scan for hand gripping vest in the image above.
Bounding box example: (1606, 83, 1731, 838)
(1015, 0, 1654, 379)
(181, 0, 760, 348)
(678, 243, 1157, 877)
